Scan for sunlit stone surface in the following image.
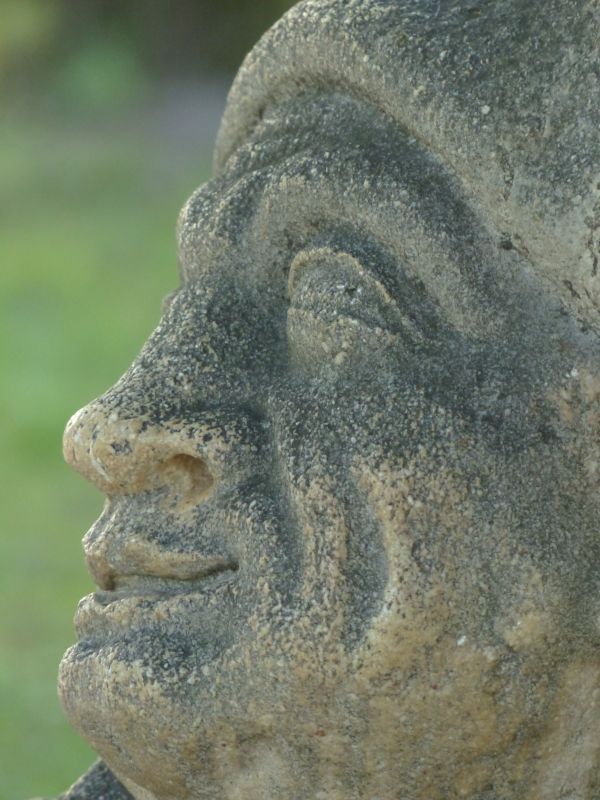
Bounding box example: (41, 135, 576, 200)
(55, 1, 600, 797)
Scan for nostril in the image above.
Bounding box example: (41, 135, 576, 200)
(157, 454, 215, 510)
(64, 403, 220, 503)
(169, 454, 215, 498)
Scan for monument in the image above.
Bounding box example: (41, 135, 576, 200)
(55, 0, 600, 797)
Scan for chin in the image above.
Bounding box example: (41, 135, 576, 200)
(59, 638, 224, 797)
(58, 617, 359, 798)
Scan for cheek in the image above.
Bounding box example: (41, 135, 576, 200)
(287, 476, 350, 593)
(270, 388, 417, 639)
(349, 449, 476, 669)
(273, 438, 391, 656)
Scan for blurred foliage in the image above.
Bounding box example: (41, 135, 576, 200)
(0, 0, 60, 75)
(53, 37, 148, 112)
(1, 0, 296, 95)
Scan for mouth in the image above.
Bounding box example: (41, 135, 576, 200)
(74, 555, 238, 639)
(75, 560, 238, 641)
(94, 564, 238, 605)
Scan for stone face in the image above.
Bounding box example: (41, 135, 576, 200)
(57, 1, 600, 798)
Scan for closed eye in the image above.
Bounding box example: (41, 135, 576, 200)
(288, 246, 393, 307)
(286, 243, 445, 362)
(287, 246, 411, 339)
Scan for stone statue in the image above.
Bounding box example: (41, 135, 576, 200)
(56, 0, 600, 797)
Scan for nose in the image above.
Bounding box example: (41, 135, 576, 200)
(63, 400, 216, 510)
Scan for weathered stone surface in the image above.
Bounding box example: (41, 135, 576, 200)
(58, 762, 132, 800)
(55, 1, 600, 798)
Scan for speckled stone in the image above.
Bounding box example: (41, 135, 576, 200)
(55, 1, 600, 798)
(57, 762, 132, 800)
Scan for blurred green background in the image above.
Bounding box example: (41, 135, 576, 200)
(0, 1, 294, 797)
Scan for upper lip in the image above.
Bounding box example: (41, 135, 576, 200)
(111, 553, 238, 584)
(113, 554, 238, 585)
(84, 510, 239, 590)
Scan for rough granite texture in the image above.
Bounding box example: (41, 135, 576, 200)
(57, 762, 132, 800)
(53, 1, 599, 798)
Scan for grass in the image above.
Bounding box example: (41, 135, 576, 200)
(0, 102, 212, 799)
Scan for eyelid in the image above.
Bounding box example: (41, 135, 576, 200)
(287, 246, 394, 306)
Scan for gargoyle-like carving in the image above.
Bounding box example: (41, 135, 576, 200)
(57, 1, 600, 797)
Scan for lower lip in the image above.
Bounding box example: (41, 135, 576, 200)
(74, 572, 237, 638)
(94, 570, 237, 606)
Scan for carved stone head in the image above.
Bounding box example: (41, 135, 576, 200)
(59, 1, 600, 797)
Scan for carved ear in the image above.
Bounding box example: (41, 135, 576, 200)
(57, 761, 133, 800)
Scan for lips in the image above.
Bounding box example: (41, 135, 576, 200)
(84, 503, 239, 589)
(75, 519, 240, 641)
(74, 559, 238, 641)
(76, 495, 259, 641)
(95, 560, 239, 606)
